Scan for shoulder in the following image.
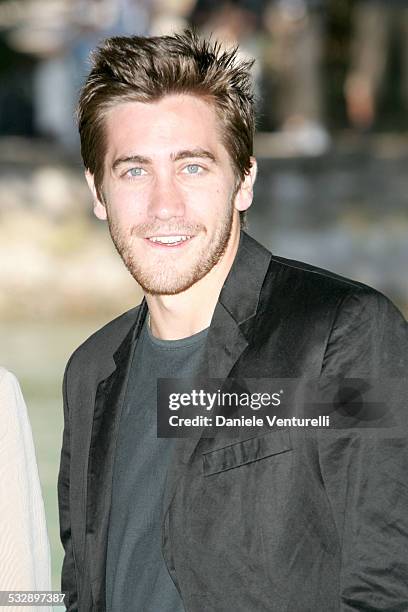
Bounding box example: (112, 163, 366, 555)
(0, 368, 29, 442)
(269, 253, 373, 293)
(0, 368, 22, 402)
(266, 253, 406, 319)
(65, 303, 142, 379)
(239, 232, 405, 325)
(262, 254, 407, 367)
(262, 255, 407, 378)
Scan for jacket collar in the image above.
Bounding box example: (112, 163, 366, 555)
(114, 299, 148, 366)
(218, 230, 272, 327)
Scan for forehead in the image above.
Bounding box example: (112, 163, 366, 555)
(103, 94, 226, 161)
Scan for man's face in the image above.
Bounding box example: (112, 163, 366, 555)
(88, 94, 254, 295)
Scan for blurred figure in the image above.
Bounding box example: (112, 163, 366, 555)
(71, 0, 152, 68)
(190, 0, 264, 97)
(8, 0, 152, 150)
(0, 368, 51, 608)
(150, 0, 196, 35)
(263, 0, 330, 154)
(345, 0, 408, 130)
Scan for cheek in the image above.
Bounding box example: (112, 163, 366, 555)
(105, 186, 146, 222)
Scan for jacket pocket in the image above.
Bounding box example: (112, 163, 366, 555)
(202, 430, 292, 476)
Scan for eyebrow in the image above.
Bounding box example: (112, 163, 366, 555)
(112, 148, 217, 171)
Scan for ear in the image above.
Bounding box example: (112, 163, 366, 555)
(85, 170, 107, 221)
(234, 157, 258, 212)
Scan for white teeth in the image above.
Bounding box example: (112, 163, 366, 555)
(148, 235, 191, 244)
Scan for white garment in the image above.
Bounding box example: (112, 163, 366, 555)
(0, 368, 51, 611)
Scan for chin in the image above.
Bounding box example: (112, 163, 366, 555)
(132, 268, 210, 296)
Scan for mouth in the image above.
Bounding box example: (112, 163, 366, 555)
(144, 234, 195, 248)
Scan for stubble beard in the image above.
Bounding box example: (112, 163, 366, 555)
(105, 197, 235, 296)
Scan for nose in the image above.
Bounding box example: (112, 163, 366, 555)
(147, 172, 186, 220)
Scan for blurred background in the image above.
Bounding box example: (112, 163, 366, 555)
(0, 0, 407, 591)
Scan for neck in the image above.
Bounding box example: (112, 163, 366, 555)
(146, 222, 241, 340)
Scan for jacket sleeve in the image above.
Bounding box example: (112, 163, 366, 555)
(317, 290, 408, 611)
(58, 358, 79, 611)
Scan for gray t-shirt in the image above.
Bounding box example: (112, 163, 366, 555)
(106, 316, 208, 612)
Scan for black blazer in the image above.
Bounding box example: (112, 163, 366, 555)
(58, 231, 408, 611)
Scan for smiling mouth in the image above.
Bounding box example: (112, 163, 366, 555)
(146, 235, 193, 246)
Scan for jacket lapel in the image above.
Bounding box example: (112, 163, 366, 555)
(86, 299, 148, 610)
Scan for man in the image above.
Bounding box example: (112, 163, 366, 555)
(58, 30, 408, 611)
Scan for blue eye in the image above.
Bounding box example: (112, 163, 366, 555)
(127, 167, 144, 176)
(186, 164, 201, 174)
